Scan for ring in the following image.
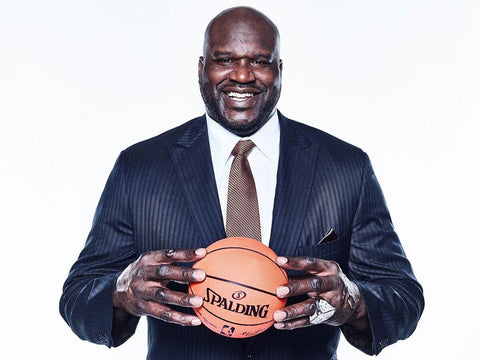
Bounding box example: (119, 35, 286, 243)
(309, 298, 335, 325)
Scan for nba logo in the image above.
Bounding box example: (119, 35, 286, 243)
(220, 325, 235, 337)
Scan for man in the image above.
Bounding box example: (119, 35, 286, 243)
(60, 6, 424, 359)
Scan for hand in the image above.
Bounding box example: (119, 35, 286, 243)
(113, 248, 206, 326)
(273, 256, 368, 330)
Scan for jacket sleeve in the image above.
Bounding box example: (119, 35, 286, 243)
(59, 152, 140, 347)
(341, 154, 424, 355)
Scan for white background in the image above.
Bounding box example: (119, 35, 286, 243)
(1, 0, 479, 358)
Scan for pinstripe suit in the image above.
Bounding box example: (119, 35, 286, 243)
(60, 113, 423, 359)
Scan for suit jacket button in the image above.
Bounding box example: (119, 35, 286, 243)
(245, 350, 253, 359)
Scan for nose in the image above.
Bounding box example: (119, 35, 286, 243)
(229, 59, 255, 83)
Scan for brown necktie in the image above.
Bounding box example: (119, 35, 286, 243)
(225, 140, 262, 242)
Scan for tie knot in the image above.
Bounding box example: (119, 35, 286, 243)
(232, 140, 256, 157)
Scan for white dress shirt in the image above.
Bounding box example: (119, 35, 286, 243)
(206, 111, 280, 246)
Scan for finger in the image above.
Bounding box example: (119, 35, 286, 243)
(273, 298, 316, 322)
(276, 275, 341, 298)
(277, 256, 338, 274)
(143, 286, 203, 308)
(274, 316, 311, 330)
(142, 248, 207, 264)
(135, 264, 205, 283)
(145, 302, 202, 326)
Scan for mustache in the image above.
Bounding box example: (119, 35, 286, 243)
(217, 83, 264, 92)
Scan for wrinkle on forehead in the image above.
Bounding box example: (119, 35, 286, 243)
(209, 30, 275, 56)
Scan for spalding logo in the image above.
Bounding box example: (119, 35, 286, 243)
(232, 290, 247, 300)
(204, 288, 270, 318)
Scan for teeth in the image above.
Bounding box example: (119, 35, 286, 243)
(227, 92, 254, 100)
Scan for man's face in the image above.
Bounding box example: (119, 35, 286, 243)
(198, 18, 282, 137)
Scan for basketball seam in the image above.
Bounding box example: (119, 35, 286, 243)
(206, 246, 288, 281)
(199, 303, 274, 327)
(205, 274, 277, 297)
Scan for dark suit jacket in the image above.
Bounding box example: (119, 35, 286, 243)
(60, 113, 424, 359)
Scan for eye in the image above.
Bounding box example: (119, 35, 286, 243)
(215, 58, 235, 64)
(251, 59, 271, 66)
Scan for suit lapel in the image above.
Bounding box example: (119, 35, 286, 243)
(168, 116, 225, 247)
(269, 113, 320, 256)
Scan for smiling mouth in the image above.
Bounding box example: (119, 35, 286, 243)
(226, 91, 255, 101)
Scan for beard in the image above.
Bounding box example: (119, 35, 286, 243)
(200, 83, 281, 137)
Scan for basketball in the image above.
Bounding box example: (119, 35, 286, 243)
(188, 237, 288, 338)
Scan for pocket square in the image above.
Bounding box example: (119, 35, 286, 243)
(317, 228, 337, 245)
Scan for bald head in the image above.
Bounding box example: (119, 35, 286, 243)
(198, 7, 282, 137)
(203, 7, 280, 59)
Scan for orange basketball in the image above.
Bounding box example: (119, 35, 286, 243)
(188, 237, 288, 338)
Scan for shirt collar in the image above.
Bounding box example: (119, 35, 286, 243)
(206, 110, 280, 167)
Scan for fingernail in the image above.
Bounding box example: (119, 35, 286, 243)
(277, 256, 287, 265)
(191, 318, 201, 326)
(192, 269, 205, 281)
(273, 310, 286, 322)
(190, 296, 203, 308)
(276, 286, 289, 297)
(195, 248, 206, 256)
(274, 322, 285, 329)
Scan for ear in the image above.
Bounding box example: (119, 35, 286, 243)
(279, 59, 283, 74)
(198, 56, 204, 78)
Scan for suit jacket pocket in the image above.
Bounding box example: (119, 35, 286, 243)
(295, 236, 345, 262)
